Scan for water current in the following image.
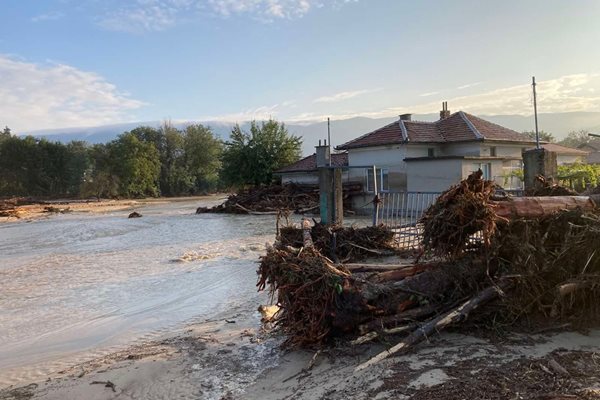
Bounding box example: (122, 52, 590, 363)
(0, 198, 277, 387)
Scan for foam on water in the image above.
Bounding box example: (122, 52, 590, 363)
(0, 199, 276, 388)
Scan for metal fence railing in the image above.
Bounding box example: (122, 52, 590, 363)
(375, 192, 440, 249)
(375, 189, 524, 250)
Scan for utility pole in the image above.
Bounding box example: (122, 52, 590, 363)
(532, 76, 540, 149)
(327, 117, 332, 167)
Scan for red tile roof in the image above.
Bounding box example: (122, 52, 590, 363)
(337, 111, 534, 150)
(538, 143, 589, 156)
(276, 152, 348, 173)
(334, 121, 406, 149)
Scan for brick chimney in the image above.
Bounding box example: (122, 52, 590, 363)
(315, 139, 331, 167)
(399, 113, 412, 121)
(439, 101, 450, 120)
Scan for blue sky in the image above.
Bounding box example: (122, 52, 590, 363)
(1, 0, 600, 132)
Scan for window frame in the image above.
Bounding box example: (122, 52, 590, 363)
(365, 168, 390, 193)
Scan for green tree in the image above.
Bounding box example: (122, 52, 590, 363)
(109, 133, 161, 197)
(184, 124, 223, 192)
(559, 129, 593, 148)
(522, 130, 555, 143)
(65, 141, 91, 195)
(1, 126, 10, 141)
(80, 143, 120, 199)
(558, 163, 600, 192)
(159, 122, 189, 195)
(221, 119, 302, 187)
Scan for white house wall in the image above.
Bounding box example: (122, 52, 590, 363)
(406, 159, 463, 192)
(280, 171, 350, 185)
(440, 142, 481, 157)
(557, 155, 585, 165)
(347, 145, 408, 191)
(280, 172, 319, 185)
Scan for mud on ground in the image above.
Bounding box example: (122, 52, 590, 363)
(1, 312, 599, 400)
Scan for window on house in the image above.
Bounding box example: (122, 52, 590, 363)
(490, 147, 497, 157)
(366, 168, 389, 192)
(471, 163, 491, 180)
(427, 148, 435, 157)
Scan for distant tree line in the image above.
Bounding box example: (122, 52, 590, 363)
(0, 120, 302, 199)
(522, 129, 596, 148)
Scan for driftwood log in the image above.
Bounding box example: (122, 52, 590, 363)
(355, 278, 514, 371)
(492, 196, 596, 219)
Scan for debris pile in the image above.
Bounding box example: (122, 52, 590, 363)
(0, 197, 47, 218)
(278, 223, 396, 262)
(420, 169, 499, 257)
(530, 175, 578, 196)
(257, 172, 600, 369)
(196, 182, 361, 215)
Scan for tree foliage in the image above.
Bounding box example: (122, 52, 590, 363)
(221, 120, 302, 187)
(522, 130, 555, 143)
(0, 122, 224, 198)
(557, 163, 600, 192)
(559, 129, 593, 148)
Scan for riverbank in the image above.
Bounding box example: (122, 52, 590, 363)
(0, 195, 226, 223)
(2, 198, 600, 399)
(2, 309, 599, 400)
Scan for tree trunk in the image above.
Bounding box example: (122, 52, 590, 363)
(492, 196, 596, 219)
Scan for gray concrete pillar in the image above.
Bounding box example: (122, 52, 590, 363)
(523, 148, 557, 191)
(319, 167, 343, 225)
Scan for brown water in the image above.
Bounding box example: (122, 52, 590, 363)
(0, 199, 276, 388)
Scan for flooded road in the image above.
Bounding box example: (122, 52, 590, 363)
(0, 198, 276, 387)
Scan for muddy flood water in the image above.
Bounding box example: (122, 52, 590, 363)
(0, 198, 278, 388)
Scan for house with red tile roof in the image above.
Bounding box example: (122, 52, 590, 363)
(336, 106, 537, 193)
(275, 152, 348, 185)
(536, 143, 588, 165)
(577, 140, 600, 164)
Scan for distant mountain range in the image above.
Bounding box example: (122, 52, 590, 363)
(24, 112, 600, 156)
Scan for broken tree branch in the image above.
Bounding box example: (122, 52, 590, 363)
(355, 278, 514, 372)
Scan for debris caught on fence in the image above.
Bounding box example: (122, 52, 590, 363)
(257, 172, 600, 370)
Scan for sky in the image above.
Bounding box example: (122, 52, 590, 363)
(1, 0, 600, 132)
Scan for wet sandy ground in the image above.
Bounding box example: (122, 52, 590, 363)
(0, 195, 226, 223)
(3, 302, 599, 400)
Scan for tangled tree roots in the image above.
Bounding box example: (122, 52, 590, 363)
(278, 224, 397, 262)
(493, 209, 600, 324)
(257, 246, 350, 346)
(421, 170, 500, 257)
(256, 174, 600, 367)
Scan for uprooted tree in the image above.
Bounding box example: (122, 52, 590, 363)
(257, 171, 600, 368)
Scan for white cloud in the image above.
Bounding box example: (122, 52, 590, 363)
(457, 81, 482, 90)
(97, 0, 347, 33)
(31, 11, 65, 22)
(98, 1, 181, 33)
(196, 104, 281, 122)
(289, 73, 600, 123)
(208, 0, 315, 19)
(419, 91, 439, 97)
(0, 55, 145, 132)
(313, 88, 378, 103)
(405, 73, 600, 116)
